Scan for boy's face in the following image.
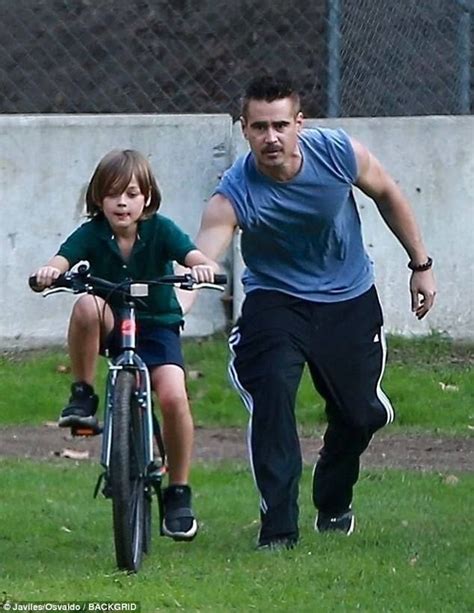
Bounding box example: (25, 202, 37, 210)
(101, 174, 148, 234)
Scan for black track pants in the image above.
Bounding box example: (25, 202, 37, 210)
(228, 286, 394, 544)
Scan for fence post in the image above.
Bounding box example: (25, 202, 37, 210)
(457, 0, 472, 114)
(327, 0, 342, 117)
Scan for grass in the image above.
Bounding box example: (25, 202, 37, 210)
(0, 335, 472, 610)
(0, 460, 472, 612)
(1, 334, 473, 435)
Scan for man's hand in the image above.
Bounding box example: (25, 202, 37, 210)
(410, 269, 436, 319)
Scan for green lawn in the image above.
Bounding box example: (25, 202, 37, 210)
(0, 461, 472, 612)
(0, 335, 472, 611)
(1, 334, 473, 434)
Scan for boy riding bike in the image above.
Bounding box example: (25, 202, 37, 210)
(31, 149, 220, 542)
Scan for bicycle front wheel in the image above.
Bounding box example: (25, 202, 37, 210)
(110, 370, 148, 572)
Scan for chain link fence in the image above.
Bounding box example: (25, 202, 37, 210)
(0, 0, 472, 117)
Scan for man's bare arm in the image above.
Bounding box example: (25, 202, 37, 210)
(176, 194, 238, 313)
(351, 138, 436, 319)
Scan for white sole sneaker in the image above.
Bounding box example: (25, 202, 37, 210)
(315, 512, 355, 535)
(162, 518, 198, 541)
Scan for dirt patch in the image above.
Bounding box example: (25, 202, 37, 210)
(0, 425, 472, 472)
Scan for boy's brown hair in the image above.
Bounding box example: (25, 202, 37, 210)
(85, 149, 161, 218)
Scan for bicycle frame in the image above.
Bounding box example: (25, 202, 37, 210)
(30, 265, 226, 569)
(101, 299, 157, 476)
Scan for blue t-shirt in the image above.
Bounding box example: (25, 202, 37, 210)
(215, 128, 374, 302)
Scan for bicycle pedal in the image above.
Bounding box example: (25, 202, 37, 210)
(148, 465, 167, 484)
(71, 424, 103, 437)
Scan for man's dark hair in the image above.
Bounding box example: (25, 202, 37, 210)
(241, 74, 301, 118)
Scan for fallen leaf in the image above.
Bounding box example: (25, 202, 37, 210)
(59, 448, 90, 460)
(43, 421, 59, 428)
(438, 382, 459, 392)
(443, 474, 459, 486)
(188, 370, 204, 380)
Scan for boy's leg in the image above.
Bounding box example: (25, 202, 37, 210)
(68, 294, 114, 383)
(151, 364, 193, 486)
(308, 287, 394, 527)
(151, 363, 197, 541)
(59, 295, 113, 428)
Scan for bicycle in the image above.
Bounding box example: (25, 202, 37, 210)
(29, 263, 226, 572)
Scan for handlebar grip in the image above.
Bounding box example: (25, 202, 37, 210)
(214, 274, 227, 285)
(28, 275, 43, 293)
(29, 273, 72, 292)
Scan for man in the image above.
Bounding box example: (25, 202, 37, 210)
(192, 74, 436, 550)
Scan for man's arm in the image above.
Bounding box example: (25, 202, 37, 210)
(351, 138, 436, 319)
(175, 193, 238, 313)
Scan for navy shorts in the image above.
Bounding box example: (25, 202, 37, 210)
(101, 321, 185, 371)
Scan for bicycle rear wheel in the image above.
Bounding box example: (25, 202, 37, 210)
(110, 370, 149, 572)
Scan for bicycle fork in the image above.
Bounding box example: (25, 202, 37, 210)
(94, 356, 167, 532)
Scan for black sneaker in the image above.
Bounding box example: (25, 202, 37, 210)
(59, 382, 99, 429)
(315, 509, 355, 535)
(257, 537, 297, 551)
(162, 485, 198, 541)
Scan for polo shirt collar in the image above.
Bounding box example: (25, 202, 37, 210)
(94, 216, 148, 258)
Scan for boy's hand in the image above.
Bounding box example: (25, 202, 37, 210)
(190, 264, 215, 284)
(32, 266, 62, 289)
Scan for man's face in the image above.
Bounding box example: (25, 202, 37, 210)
(241, 97, 303, 176)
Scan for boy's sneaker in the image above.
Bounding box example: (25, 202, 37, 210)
(257, 536, 297, 551)
(315, 509, 355, 535)
(162, 485, 198, 541)
(59, 382, 99, 429)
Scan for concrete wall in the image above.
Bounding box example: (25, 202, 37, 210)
(232, 116, 474, 339)
(1, 114, 472, 348)
(0, 115, 232, 348)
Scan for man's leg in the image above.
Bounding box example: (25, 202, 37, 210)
(308, 287, 394, 520)
(228, 292, 307, 546)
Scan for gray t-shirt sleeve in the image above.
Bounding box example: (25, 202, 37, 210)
(322, 128, 358, 184)
(213, 157, 249, 228)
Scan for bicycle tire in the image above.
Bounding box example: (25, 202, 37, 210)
(110, 370, 148, 572)
(143, 491, 152, 555)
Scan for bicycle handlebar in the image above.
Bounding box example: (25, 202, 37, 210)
(155, 273, 228, 287)
(28, 264, 227, 296)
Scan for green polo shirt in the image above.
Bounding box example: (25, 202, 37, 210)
(57, 213, 196, 326)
